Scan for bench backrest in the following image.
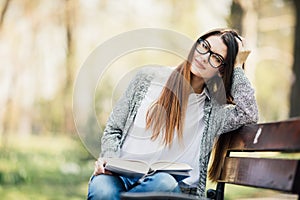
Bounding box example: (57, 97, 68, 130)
(210, 118, 300, 200)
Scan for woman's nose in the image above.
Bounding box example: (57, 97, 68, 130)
(200, 52, 209, 63)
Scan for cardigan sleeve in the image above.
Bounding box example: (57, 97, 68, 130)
(100, 71, 141, 158)
(220, 67, 259, 134)
(100, 67, 156, 158)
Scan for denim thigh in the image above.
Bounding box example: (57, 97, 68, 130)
(87, 174, 126, 200)
(127, 172, 181, 193)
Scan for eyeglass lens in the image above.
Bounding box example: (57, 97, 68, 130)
(196, 40, 224, 68)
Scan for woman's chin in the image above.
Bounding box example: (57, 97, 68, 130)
(191, 64, 219, 80)
(191, 65, 204, 77)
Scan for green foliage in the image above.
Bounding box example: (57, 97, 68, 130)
(0, 135, 94, 200)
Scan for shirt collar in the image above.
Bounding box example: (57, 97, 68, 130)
(203, 85, 211, 100)
(193, 86, 211, 100)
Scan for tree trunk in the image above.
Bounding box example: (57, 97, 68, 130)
(63, 0, 77, 134)
(0, 0, 12, 149)
(0, 0, 10, 29)
(230, 0, 259, 84)
(290, 0, 300, 118)
(229, 0, 243, 32)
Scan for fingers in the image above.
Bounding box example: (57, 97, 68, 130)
(104, 170, 113, 175)
(93, 158, 105, 175)
(93, 158, 112, 176)
(236, 36, 243, 47)
(93, 160, 104, 175)
(234, 36, 251, 67)
(236, 36, 250, 52)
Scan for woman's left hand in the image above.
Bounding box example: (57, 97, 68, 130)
(93, 158, 112, 176)
(235, 37, 251, 68)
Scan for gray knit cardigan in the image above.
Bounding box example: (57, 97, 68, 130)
(100, 66, 258, 197)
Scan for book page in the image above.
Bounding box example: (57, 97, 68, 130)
(104, 158, 192, 180)
(105, 158, 150, 176)
(150, 161, 192, 171)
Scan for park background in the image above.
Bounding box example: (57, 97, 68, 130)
(0, 0, 300, 199)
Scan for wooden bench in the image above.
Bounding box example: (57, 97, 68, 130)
(207, 117, 300, 200)
(121, 118, 300, 200)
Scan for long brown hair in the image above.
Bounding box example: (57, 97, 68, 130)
(146, 29, 240, 148)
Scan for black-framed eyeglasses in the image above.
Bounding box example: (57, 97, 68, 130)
(195, 39, 226, 68)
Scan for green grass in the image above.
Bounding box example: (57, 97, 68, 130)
(0, 134, 95, 200)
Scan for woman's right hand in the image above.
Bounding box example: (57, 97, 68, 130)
(93, 158, 112, 176)
(234, 36, 251, 68)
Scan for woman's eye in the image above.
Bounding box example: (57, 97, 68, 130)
(202, 43, 209, 50)
(212, 55, 222, 63)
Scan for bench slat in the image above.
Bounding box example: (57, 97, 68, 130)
(227, 118, 300, 151)
(208, 119, 300, 200)
(220, 157, 300, 193)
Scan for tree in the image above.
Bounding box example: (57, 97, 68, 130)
(0, 0, 10, 29)
(228, 0, 243, 32)
(290, 0, 300, 118)
(229, 0, 259, 85)
(0, 0, 13, 149)
(63, 0, 77, 134)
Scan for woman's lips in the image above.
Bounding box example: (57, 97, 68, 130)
(194, 59, 206, 70)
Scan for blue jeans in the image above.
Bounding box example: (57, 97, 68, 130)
(87, 172, 181, 200)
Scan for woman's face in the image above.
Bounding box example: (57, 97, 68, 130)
(191, 35, 227, 79)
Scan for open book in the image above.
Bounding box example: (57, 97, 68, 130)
(104, 158, 192, 181)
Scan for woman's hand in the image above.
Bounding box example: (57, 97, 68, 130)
(235, 37, 251, 68)
(93, 158, 112, 176)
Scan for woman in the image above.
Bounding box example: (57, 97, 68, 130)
(88, 28, 258, 199)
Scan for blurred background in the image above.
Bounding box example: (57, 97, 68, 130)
(0, 0, 299, 199)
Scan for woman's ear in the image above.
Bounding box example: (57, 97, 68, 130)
(218, 66, 225, 78)
(217, 72, 222, 78)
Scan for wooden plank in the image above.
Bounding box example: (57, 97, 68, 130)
(220, 157, 300, 193)
(226, 118, 300, 151)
